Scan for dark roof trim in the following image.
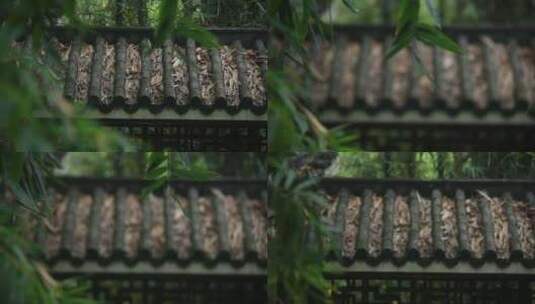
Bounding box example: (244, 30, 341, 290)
(49, 177, 266, 195)
(52, 176, 266, 185)
(35, 108, 267, 121)
(319, 111, 535, 127)
(46, 26, 268, 48)
(330, 24, 535, 43)
(319, 178, 535, 196)
(326, 260, 535, 276)
(50, 260, 266, 276)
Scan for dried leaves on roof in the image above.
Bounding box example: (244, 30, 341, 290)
(43, 34, 266, 113)
(220, 46, 240, 106)
(466, 198, 485, 258)
(149, 48, 163, 105)
(101, 42, 115, 105)
(393, 195, 410, 258)
(125, 44, 141, 103)
(303, 33, 534, 113)
(342, 196, 362, 258)
(75, 43, 93, 102)
(368, 194, 384, 257)
(20, 181, 266, 269)
(323, 185, 535, 267)
(172, 46, 189, 105)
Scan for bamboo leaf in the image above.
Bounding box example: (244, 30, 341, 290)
(155, 0, 178, 45)
(175, 18, 219, 48)
(342, 0, 359, 14)
(284, 170, 296, 190)
(396, 0, 420, 34)
(386, 22, 417, 59)
(416, 23, 462, 53)
(424, 0, 441, 26)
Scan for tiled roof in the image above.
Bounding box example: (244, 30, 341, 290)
(318, 179, 535, 269)
(299, 26, 535, 122)
(29, 178, 267, 271)
(35, 27, 268, 115)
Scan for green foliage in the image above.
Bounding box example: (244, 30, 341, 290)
(267, 28, 358, 152)
(0, 1, 243, 151)
(74, 0, 113, 25)
(173, 18, 219, 47)
(342, 0, 359, 14)
(200, 0, 267, 27)
(154, 0, 179, 43)
(267, 3, 463, 297)
(143, 152, 219, 195)
(386, 0, 461, 59)
(332, 152, 535, 180)
(0, 152, 96, 304)
(57, 152, 145, 177)
(268, 159, 330, 303)
(269, 0, 462, 153)
(1, 152, 59, 216)
(72, 0, 266, 28)
(0, 0, 262, 302)
(58, 152, 265, 179)
(267, 1, 462, 302)
(326, 0, 532, 25)
(0, 224, 96, 304)
(415, 22, 461, 52)
(0, 0, 135, 151)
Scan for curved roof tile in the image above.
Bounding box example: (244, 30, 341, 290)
(318, 178, 535, 270)
(44, 27, 268, 115)
(29, 178, 267, 272)
(304, 26, 535, 117)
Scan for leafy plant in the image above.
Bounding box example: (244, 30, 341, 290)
(267, 2, 464, 298)
(0, 152, 96, 304)
(1, 152, 60, 216)
(387, 0, 462, 58)
(329, 152, 535, 180)
(0, 225, 96, 304)
(143, 152, 218, 195)
(268, 158, 331, 303)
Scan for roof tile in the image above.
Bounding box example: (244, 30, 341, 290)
(33, 178, 267, 268)
(302, 26, 535, 119)
(319, 179, 535, 268)
(33, 28, 268, 115)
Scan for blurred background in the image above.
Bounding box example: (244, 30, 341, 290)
(321, 0, 535, 25)
(55, 0, 266, 27)
(54, 152, 266, 178)
(326, 152, 535, 179)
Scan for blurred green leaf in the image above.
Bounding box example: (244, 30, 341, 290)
(386, 21, 416, 59)
(387, 0, 461, 59)
(175, 18, 219, 48)
(424, 0, 441, 26)
(342, 0, 360, 14)
(143, 152, 218, 196)
(396, 0, 420, 34)
(154, 0, 178, 45)
(416, 23, 462, 53)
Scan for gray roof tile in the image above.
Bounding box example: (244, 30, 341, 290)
(319, 179, 535, 268)
(34, 178, 267, 268)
